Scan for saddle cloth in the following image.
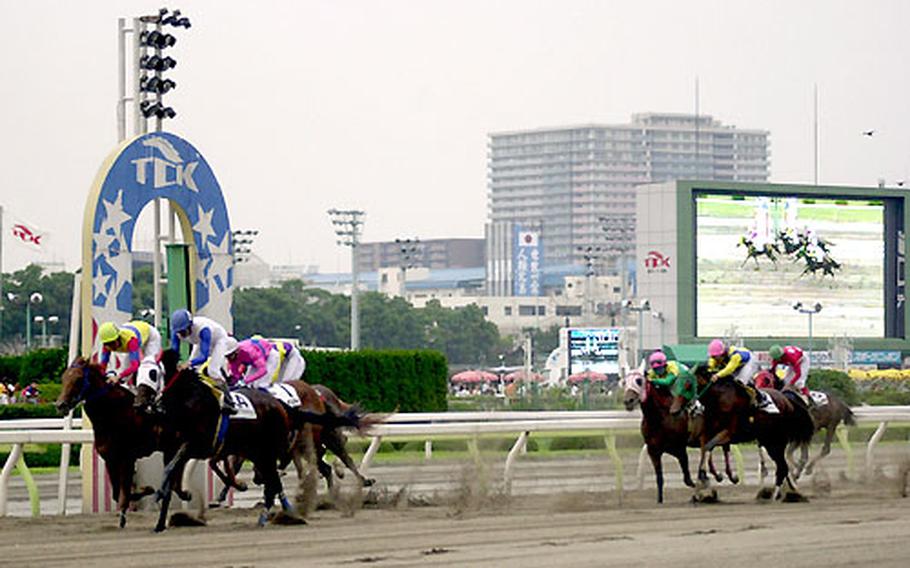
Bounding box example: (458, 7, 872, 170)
(266, 383, 302, 408)
(809, 390, 829, 407)
(228, 392, 258, 420)
(756, 390, 780, 414)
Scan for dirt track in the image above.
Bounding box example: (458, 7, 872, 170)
(2, 478, 909, 568)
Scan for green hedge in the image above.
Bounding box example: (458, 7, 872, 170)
(808, 369, 859, 406)
(0, 348, 68, 386)
(0, 403, 70, 420)
(0, 444, 80, 468)
(302, 349, 448, 412)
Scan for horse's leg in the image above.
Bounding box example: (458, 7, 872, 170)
(669, 446, 695, 488)
(647, 446, 665, 504)
(766, 443, 796, 501)
(155, 443, 188, 533)
(108, 460, 130, 529)
(707, 450, 724, 482)
(326, 431, 374, 487)
(805, 426, 834, 476)
(722, 444, 739, 484)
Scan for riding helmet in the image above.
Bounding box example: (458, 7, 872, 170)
(769, 344, 784, 361)
(171, 309, 193, 333)
(98, 322, 120, 344)
(707, 338, 725, 357)
(648, 351, 667, 369)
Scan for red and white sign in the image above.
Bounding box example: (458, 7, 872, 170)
(644, 250, 671, 271)
(518, 231, 538, 247)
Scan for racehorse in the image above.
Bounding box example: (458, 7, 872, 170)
(669, 363, 815, 501)
(623, 366, 737, 503)
(136, 349, 360, 532)
(212, 381, 380, 506)
(55, 358, 163, 528)
(754, 370, 856, 479)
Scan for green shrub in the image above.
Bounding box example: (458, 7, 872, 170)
(0, 403, 66, 420)
(808, 369, 858, 405)
(860, 388, 910, 406)
(303, 349, 448, 412)
(0, 348, 68, 386)
(0, 444, 80, 468)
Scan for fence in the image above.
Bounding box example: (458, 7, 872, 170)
(1, 406, 909, 516)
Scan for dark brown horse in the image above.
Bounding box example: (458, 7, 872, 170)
(754, 370, 855, 479)
(623, 367, 737, 503)
(213, 381, 380, 506)
(670, 363, 815, 500)
(136, 349, 358, 531)
(55, 358, 162, 528)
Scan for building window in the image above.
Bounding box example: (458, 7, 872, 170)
(504, 306, 513, 316)
(538, 306, 546, 316)
(518, 305, 536, 316)
(481, 306, 488, 316)
(556, 305, 582, 316)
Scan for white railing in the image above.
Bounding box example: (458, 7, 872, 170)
(1, 405, 909, 517)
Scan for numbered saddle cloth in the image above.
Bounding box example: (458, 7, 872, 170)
(809, 390, 829, 407)
(756, 390, 780, 414)
(228, 392, 258, 420)
(266, 383, 301, 408)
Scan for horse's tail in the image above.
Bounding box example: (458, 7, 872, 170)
(782, 391, 815, 445)
(292, 405, 386, 435)
(843, 405, 856, 427)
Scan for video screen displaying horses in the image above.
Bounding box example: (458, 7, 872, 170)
(695, 193, 886, 338)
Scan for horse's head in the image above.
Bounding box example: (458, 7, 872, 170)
(56, 357, 102, 415)
(622, 369, 645, 410)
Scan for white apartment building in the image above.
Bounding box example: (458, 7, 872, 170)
(487, 113, 770, 273)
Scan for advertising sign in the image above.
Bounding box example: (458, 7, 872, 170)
(567, 327, 622, 376)
(513, 225, 542, 296)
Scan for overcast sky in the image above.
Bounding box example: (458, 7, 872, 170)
(1, 0, 908, 275)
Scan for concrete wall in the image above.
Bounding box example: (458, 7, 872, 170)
(636, 182, 679, 351)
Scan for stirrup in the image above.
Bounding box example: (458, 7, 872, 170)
(688, 400, 704, 416)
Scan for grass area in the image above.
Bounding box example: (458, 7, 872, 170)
(697, 197, 883, 224)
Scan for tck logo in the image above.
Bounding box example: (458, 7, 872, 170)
(644, 250, 670, 272)
(130, 136, 199, 191)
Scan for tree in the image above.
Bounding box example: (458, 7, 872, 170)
(1, 265, 74, 351)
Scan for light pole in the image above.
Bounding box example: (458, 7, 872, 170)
(328, 208, 365, 350)
(577, 245, 602, 323)
(395, 237, 421, 297)
(623, 298, 650, 362)
(33, 315, 58, 348)
(651, 310, 665, 349)
(231, 230, 258, 263)
(25, 292, 43, 351)
(793, 301, 823, 364)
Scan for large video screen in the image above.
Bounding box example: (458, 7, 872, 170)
(567, 328, 621, 376)
(696, 193, 887, 338)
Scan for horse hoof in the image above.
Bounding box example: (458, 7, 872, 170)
(153, 524, 166, 533)
(236, 482, 248, 492)
(363, 478, 376, 487)
(756, 487, 774, 500)
(257, 512, 269, 527)
(684, 478, 696, 488)
(729, 475, 740, 485)
(119, 514, 127, 529)
(176, 490, 193, 502)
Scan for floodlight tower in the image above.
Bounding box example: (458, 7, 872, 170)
(328, 209, 366, 350)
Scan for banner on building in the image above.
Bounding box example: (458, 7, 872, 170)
(512, 225, 542, 296)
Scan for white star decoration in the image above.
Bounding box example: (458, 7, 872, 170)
(206, 231, 233, 293)
(193, 204, 216, 252)
(92, 264, 112, 304)
(99, 189, 131, 243)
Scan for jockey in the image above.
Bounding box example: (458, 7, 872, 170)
(98, 320, 162, 387)
(646, 350, 681, 388)
(707, 338, 760, 406)
(769, 344, 810, 397)
(169, 309, 236, 414)
(226, 336, 307, 390)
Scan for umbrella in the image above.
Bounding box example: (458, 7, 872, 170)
(566, 370, 609, 384)
(451, 370, 498, 384)
(503, 370, 545, 383)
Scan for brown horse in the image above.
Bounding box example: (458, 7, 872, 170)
(213, 381, 379, 506)
(623, 367, 736, 503)
(754, 370, 855, 479)
(670, 363, 815, 500)
(136, 349, 358, 531)
(55, 358, 162, 528)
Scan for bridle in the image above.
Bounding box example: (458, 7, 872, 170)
(66, 362, 113, 407)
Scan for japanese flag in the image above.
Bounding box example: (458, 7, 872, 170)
(518, 231, 539, 247)
(8, 214, 47, 252)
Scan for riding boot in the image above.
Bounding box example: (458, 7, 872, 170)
(216, 380, 237, 415)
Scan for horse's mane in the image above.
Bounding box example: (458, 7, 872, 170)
(690, 362, 711, 378)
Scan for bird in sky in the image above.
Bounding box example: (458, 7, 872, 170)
(862, 130, 876, 136)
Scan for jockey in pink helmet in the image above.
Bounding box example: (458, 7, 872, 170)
(707, 339, 760, 405)
(646, 350, 684, 388)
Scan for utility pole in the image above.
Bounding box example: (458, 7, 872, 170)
(328, 209, 366, 350)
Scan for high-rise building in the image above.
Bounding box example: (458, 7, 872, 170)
(487, 113, 770, 278)
(356, 237, 485, 273)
